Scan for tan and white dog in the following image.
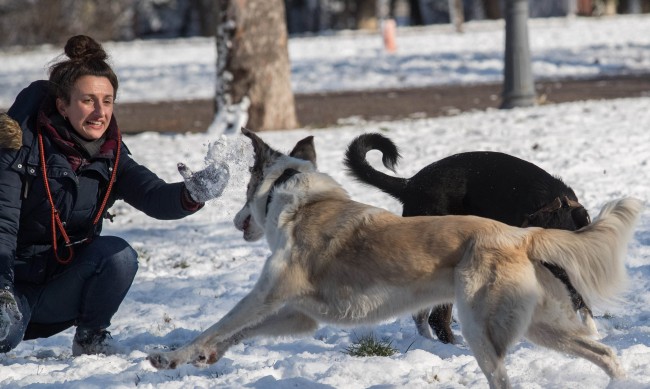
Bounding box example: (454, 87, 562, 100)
(148, 128, 643, 389)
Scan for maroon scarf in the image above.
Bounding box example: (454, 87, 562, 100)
(37, 109, 120, 171)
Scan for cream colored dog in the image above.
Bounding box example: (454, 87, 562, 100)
(148, 128, 642, 389)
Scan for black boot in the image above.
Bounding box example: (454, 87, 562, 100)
(72, 327, 124, 356)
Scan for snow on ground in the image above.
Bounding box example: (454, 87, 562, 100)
(0, 14, 649, 389)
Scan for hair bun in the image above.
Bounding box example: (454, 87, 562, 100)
(64, 35, 107, 61)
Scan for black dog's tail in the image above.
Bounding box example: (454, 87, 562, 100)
(344, 133, 409, 202)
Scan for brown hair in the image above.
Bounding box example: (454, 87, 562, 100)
(48, 35, 118, 103)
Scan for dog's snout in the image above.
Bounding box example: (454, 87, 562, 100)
(234, 213, 250, 231)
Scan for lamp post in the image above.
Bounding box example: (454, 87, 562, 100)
(500, 0, 536, 109)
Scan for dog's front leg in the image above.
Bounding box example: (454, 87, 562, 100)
(148, 280, 284, 369)
(196, 306, 320, 366)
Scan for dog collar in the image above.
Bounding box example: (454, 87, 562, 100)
(266, 168, 301, 215)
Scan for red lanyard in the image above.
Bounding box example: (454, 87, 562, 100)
(37, 128, 121, 264)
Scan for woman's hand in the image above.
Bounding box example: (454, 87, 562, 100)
(178, 162, 230, 203)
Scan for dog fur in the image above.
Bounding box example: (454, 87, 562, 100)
(344, 132, 595, 343)
(148, 129, 642, 389)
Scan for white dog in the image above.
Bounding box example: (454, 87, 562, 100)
(148, 128, 642, 389)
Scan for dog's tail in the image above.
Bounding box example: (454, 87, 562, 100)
(528, 197, 643, 308)
(344, 133, 409, 201)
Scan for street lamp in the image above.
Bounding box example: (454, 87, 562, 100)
(500, 0, 536, 109)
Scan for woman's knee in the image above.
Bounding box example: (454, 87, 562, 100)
(77, 236, 138, 285)
(96, 237, 139, 279)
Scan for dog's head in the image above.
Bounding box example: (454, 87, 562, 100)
(233, 128, 317, 241)
(523, 196, 592, 230)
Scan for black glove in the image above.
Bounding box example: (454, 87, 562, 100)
(178, 162, 230, 203)
(0, 286, 22, 342)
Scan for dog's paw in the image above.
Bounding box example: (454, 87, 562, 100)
(191, 350, 219, 367)
(147, 348, 220, 370)
(147, 351, 180, 370)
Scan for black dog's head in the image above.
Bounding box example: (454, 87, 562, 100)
(524, 196, 591, 231)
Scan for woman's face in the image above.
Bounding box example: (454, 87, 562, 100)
(56, 75, 114, 140)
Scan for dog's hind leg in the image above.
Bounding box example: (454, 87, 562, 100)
(543, 262, 599, 336)
(455, 300, 512, 389)
(578, 306, 598, 336)
(455, 253, 538, 389)
(526, 319, 624, 379)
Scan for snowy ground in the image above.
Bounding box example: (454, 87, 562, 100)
(1, 14, 650, 389)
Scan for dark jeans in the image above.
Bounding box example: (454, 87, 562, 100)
(1, 236, 138, 351)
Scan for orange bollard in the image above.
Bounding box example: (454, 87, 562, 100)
(382, 19, 397, 53)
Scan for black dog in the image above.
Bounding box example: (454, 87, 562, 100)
(344, 132, 594, 344)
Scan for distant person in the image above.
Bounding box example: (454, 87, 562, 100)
(0, 35, 228, 355)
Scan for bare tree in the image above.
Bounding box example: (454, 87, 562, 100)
(449, 0, 465, 33)
(212, 0, 298, 133)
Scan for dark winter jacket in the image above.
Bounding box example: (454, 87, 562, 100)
(0, 81, 199, 288)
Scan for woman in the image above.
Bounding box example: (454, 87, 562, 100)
(0, 35, 228, 355)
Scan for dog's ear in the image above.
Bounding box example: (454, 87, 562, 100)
(241, 127, 271, 156)
(289, 136, 317, 168)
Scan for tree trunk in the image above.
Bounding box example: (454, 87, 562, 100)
(213, 0, 297, 133)
(576, 0, 593, 15)
(449, 0, 464, 33)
